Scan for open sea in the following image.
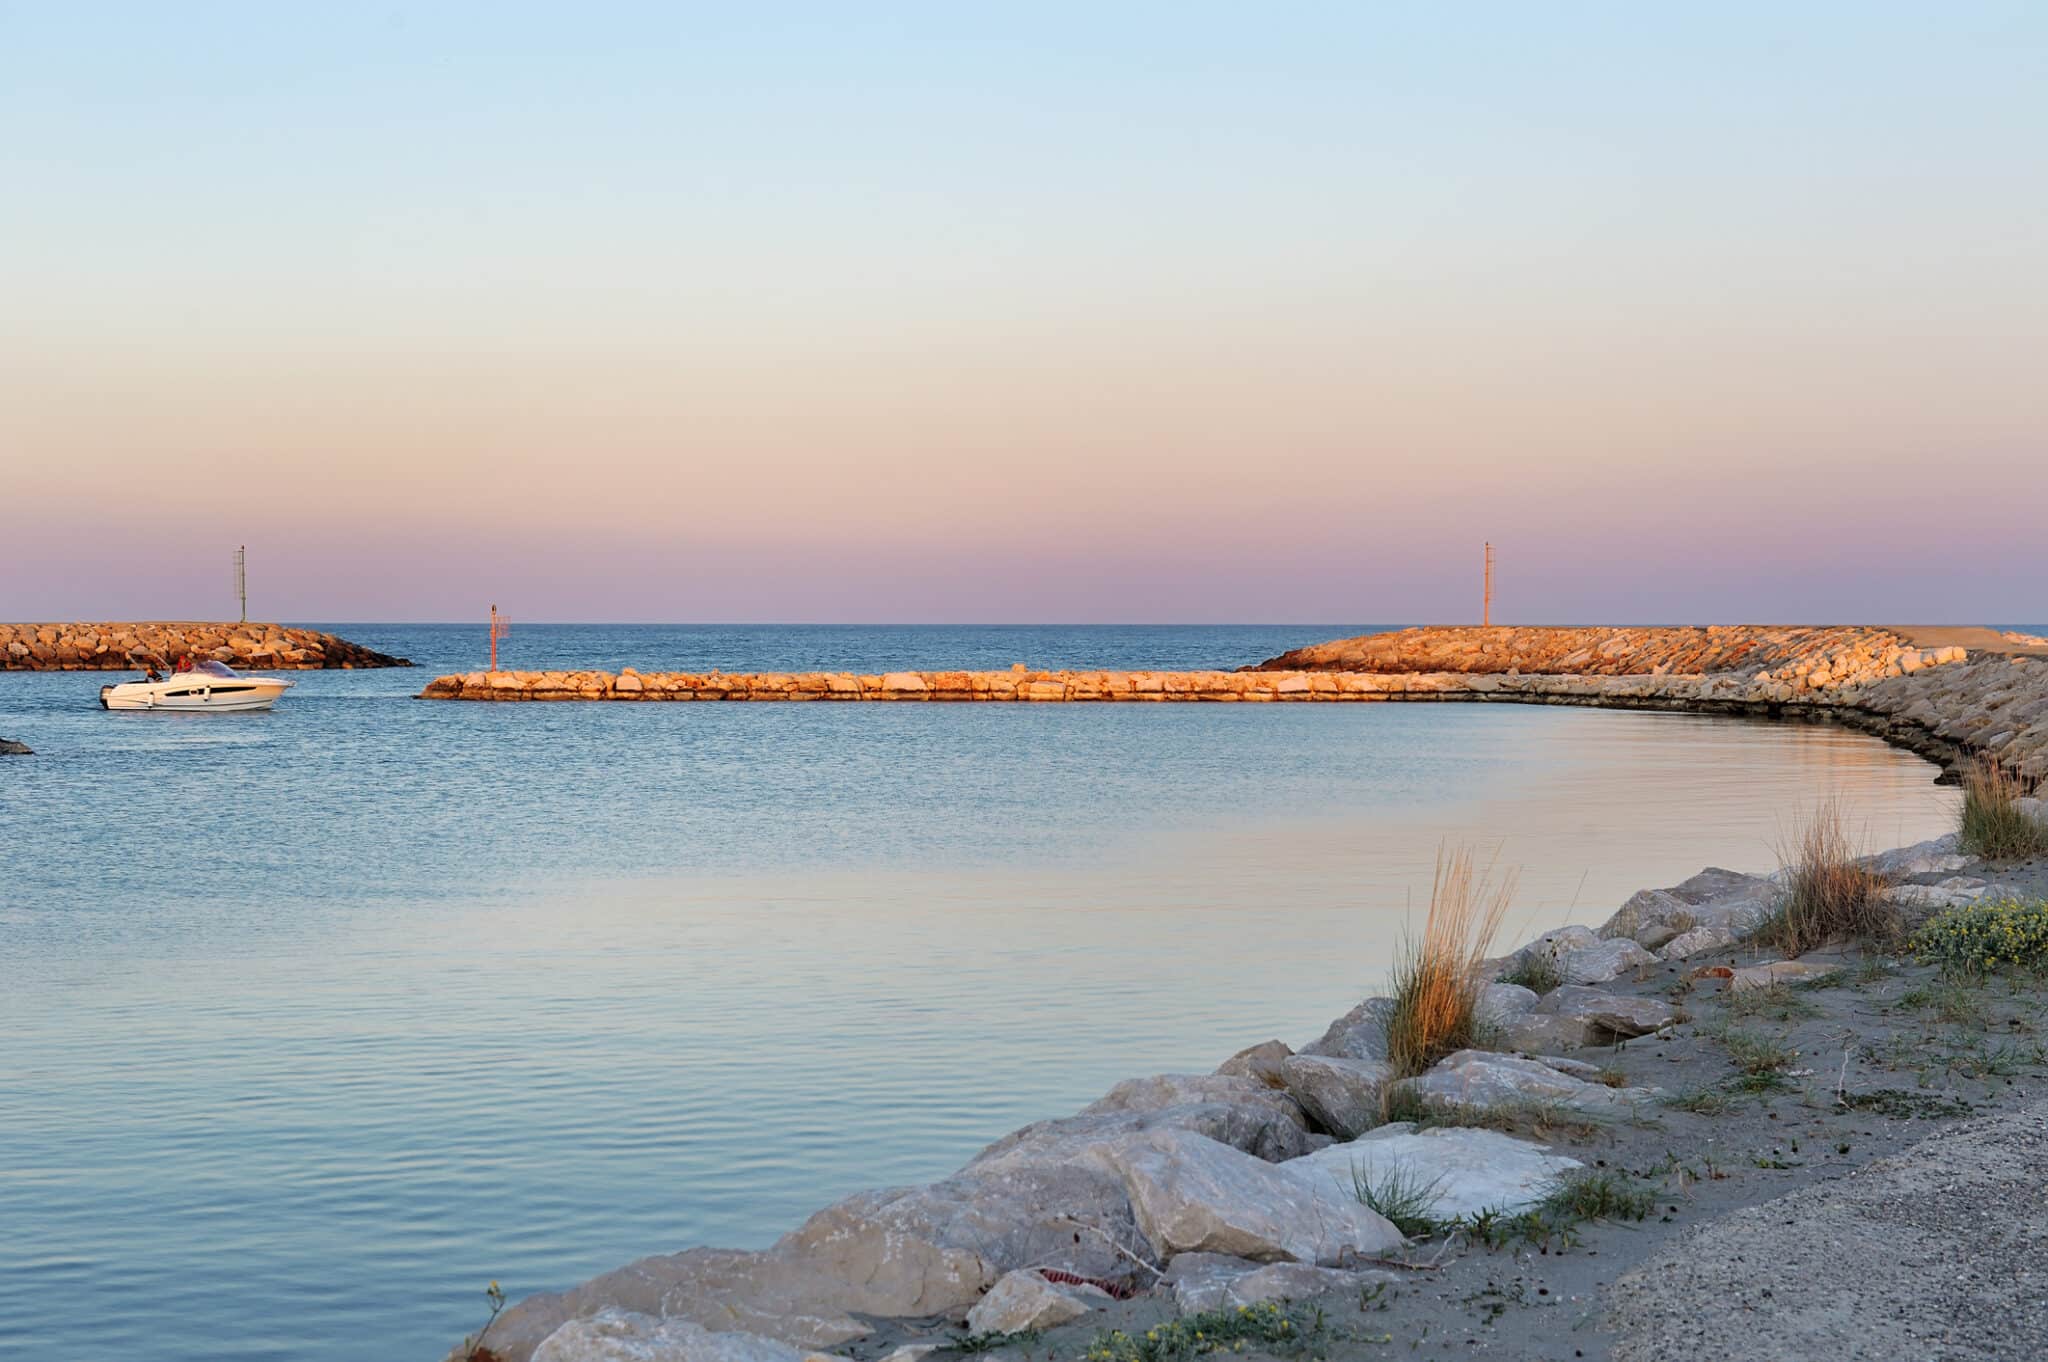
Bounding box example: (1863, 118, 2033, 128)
(0, 624, 1972, 1361)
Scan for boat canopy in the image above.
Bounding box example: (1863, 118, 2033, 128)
(194, 659, 241, 678)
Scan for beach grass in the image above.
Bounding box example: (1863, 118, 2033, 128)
(1756, 800, 1898, 954)
(1383, 846, 1517, 1079)
(1957, 759, 2048, 861)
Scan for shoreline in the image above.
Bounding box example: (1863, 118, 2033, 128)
(455, 627, 2048, 1362)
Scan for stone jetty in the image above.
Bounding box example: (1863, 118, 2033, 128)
(0, 622, 409, 670)
(416, 624, 2048, 779)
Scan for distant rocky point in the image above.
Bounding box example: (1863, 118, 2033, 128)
(0, 622, 410, 670)
(0, 737, 30, 756)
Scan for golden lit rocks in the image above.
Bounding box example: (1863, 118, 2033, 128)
(411, 625, 2048, 778)
(0, 621, 409, 669)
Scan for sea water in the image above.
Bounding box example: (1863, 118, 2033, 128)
(0, 625, 1960, 1360)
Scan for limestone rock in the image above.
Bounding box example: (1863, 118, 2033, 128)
(1164, 1253, 1397, 1313)
(1528, 985, 1677, 1044)
(968, 1073, 1317, 1172)
(462, 1249, 872, 1361)
(1475, 982, 1540, 1028)
(1215, 1040, 1292, 1085)
(1287, 1124, 1581, 1220)
(1512, 927, 1657, 985)
(1277, 1054, 1393, 1139)
(1103, 1129, 1404, 1265)
(1861, 835, 1968, 878)
(531, 1310, 835, 1362)
(1298, 997, 1394, 1061)
(1389, 1049, 1652, 1118)
(963, 1269, 1109, 1334)
(778, 1162, 1150, 1314)
(1888, 878, 1990, 911)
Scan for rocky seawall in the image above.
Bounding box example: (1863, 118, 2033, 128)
(0, 622, 410, 670)
(415, 625, 2048, 779)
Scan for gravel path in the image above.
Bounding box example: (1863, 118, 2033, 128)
(1608, 1098, 2048, 1361)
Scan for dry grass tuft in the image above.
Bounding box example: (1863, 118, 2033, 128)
(1757, 799, 1898, 955)
(1958, 758, 2048, 861)
(1384, 845, 1518, 1078)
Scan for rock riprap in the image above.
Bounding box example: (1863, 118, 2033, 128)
(0, 622, 409, 669)
(413, 624, 2048, 778)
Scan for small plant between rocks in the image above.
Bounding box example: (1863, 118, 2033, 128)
(1956, 758, 2048, 861)
(1756, 799, 1899, 954)
(1081, 1301, 1326, 1362)
(1383, 846, 1516, 1078)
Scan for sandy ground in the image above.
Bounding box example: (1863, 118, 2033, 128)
(1889, 626, 2048, 657)
(846, 856, 2048, 1362)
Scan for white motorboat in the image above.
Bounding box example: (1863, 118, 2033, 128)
(100, 659, 294, 712)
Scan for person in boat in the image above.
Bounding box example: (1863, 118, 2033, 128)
(173, 654, 194, 674)
(142, 660, 165, 682)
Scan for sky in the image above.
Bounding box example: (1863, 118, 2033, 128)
(2, 2, 2044, 624)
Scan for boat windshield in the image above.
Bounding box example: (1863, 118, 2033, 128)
(194, 660, 241, 678)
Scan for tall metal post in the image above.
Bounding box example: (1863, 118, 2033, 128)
(1483, 542, 1494, 626)
(234, 546, 247, 623)
(490, 604, 499, 672)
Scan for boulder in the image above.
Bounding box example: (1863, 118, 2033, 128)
(1103, 1129, 1404, 1265)
(459, 1249, 871, 1361)
(1286, 1124, 1581, 1220)
(1860, 835, 1969, 878)
(1498, 1014, 1600, 1054)
(778, 1162, 1150, 1313)
(1475, 982, 1540, 1029)
(1163, 1253, 1398, 1313)
(1388, 1050, 1651, 1118)
(1599, 870, 1777, 956)
(1277, 1054, 1393, 1139)
(1888, 878, 1990, 911)
(963, 1269, 1109, 1334)
(967, 1073, 1317, 1171)
(1214, 1040, 1292, 1086)
(531, 1310, 836, 1362)
(0, 738, 30, 756)
(1511, 927, 1657, 985)
(1298, 997, 1394, 1062)
(1527, 986, 1677, 1044)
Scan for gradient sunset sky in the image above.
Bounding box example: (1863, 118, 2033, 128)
(4, 3, 2043, 623)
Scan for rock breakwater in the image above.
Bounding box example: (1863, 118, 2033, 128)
(0, 622, 409, 670)
(415, 624, 2048, 778)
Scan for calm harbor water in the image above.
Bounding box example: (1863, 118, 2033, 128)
(0, 624, 1962, 1361)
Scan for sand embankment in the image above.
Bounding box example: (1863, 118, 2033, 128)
(1, 621, 410, 670)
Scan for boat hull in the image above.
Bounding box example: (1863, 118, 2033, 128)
(100, 677, 293, 712)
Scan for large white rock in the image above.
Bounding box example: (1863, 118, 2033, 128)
(531, 1310, 837, 1362)
(1278, 1054, 1392, 1139)
(1389, 1049, 1653, 1118)
(963, 1269, 1109, 1334)
(1102, 1129, 1404, 1265)
(1285, 1124, 1581, 1221)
